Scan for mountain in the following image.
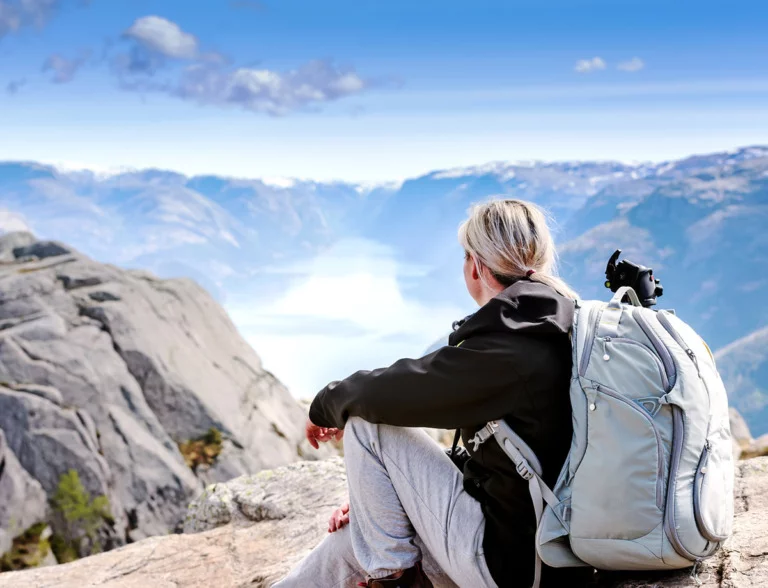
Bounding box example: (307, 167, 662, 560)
(716, 327, 768, 435)
(559, 146, 768, 349)
(0, 233, 333, 561)
(1, 146, 767, 429)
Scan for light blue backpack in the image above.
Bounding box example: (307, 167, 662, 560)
(466, 287, 735, 587)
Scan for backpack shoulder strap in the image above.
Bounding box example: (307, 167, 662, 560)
(479, 420, 560, 588)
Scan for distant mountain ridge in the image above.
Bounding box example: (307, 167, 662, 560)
(1, 145, 767, 431)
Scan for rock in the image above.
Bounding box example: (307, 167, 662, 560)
(0, 430, 47, 556)
(0, 233, 36, 264)
(730, 408, 753, 460)
(2, 382, 62, 405)
(0, 236, 331, 549)
(742, 433, 768, 460)
(11, 241, 71, 261)
(1, 456, 766, 588)
(730, 408, 753, 446)
(184, 458, 347, 534)
(0, 386, 112, 500)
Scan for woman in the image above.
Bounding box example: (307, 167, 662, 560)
(274, 199, 591, 588)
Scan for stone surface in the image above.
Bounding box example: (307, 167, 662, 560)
(1, 456, 765, 588)
(730, 408, 753, 460)
(0, 233, 333, 550)
(0, 430, 47, 556)
(742, 433, 768, 460)
(730, 408, 753, 446)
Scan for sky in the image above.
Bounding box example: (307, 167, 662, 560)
(1, 0, 767, 182)
(1, 0, 768, 398)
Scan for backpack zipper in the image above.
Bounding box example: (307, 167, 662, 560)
(663, 405, 699, 561)
(657, 312, 701, 374)
(633, 309, 677, 389)
(693, 441, 727, 543)
(654, 312, 723, 560)
(663, 406, 721, 561)
(578, 305, 602, 377)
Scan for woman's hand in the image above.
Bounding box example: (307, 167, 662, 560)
(305, 418, 344, 449)
(328, 502, 350, 533)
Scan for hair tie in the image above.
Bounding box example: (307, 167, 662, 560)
(526, 269, 536, 278)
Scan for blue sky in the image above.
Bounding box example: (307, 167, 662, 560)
(0, 0, 767, 181)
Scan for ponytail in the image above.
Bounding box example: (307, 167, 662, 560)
(458, 198, 578, 300)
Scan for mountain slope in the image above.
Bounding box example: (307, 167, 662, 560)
(716, 326, 768, 434)
(558, 149, 768, 349)
(1, 146, 767, 430)
(0, 232, 328, 553)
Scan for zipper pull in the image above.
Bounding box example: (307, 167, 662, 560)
(602, 338, 611, 361)
(686, 348, 700, 371)
(690, 559, 703, 586)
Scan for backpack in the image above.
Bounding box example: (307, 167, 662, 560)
(469, 286, 735, 588)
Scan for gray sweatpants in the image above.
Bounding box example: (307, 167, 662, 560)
(273, 417, 498, 588)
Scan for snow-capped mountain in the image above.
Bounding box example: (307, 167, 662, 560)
(1, 146, 767, 431)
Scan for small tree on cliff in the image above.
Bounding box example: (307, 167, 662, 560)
(50, 469, 112, 560)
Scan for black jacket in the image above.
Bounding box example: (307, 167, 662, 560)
(309, 280, 582, 587)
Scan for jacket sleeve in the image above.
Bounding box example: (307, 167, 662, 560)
(308, 335, 528, 430)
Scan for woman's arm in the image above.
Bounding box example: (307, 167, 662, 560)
(308, 334, 530, 430)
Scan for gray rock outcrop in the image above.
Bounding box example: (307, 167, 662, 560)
(0, 456, 766, 587)
(730, 407, 768, 460)
(0, 430, 47, 556)
(0, 232, 329, 550)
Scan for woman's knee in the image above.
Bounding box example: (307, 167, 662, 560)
(346, 415, 371, 429)
(344, 417, 382, 455)
(346, 416, 383, 440)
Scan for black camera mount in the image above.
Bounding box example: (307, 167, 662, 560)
(604, 249, 664, 308)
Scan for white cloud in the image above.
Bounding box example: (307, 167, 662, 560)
(226, 238, 466, 397)
(0, 0, 57, 37)
(0, 210, 32, 234)
(43, 51, 90, 83)
(125, 15, 198, 60)
(617, 57, 645, 72)
(114, 15, 369, 115)
(175, 60, 369, 115)
(574, 57, 607, 74)
(252, 239, 460, 336)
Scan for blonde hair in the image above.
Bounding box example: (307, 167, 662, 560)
(458, 198, 578, 300)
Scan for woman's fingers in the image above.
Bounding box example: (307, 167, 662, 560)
(315, 427, 342, 443)
(304, 419, 321, 449)
(328, 505, 351, 533)
(307, 421, 344, 449)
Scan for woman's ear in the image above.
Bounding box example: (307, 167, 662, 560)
(472, 258, 482, 281)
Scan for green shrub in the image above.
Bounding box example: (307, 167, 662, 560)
(178, 427, 223, 472)
(49, 533, 78, 564)
(0, 522, 51, 571)
(50, 469, 112, 560)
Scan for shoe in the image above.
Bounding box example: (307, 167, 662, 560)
(359, 562, 434, 588)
